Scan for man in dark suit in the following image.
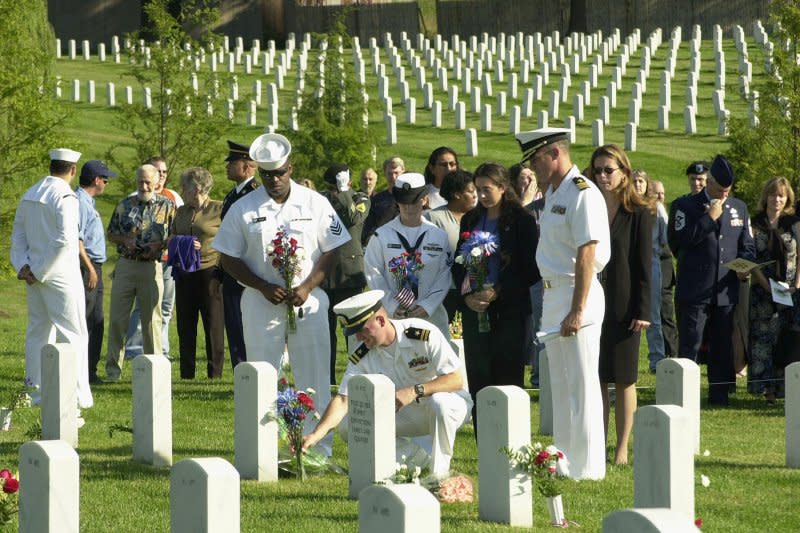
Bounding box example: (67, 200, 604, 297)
(320, 164, 370, 385)
(221, 140, 260, 368)
(668, 155, 755, 406)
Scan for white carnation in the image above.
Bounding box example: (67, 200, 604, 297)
(470, 247, 482, 257)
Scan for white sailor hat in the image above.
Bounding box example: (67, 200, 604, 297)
(392, 172, 428, 204)
(333, 289, 385, 336)
(515, 128, 571, 163)
(48, 148, 81, 163)
(249, 133, 292, 171)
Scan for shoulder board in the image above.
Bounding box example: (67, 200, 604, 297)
(404, 327, 431, 342)
(572, 177, 590, 191)
(348, 342, 370, 364)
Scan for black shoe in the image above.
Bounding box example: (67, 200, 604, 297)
(89, 375, 102, 384)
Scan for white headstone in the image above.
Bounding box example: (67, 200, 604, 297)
(386, 113, 398, 143)
(589, 63, 599, 88)
(537, 110, 549, 129)
(144, 86, 152, 110)
(603, 508, 701, 532)
(68, 39, 76, 60)
(432, 101, 442, 127)
(19, 440, 80, 533)
(41, 344, 78, 447)
(787, 362, 800, 468)
(82, 40, 90, 60)
(454, 102, 466, 130)
(660, 75, 671, 110)
(684, 106, 696, 134)
(448, 85, 459, 111)
(405, 97, 417, 124)
(359, 484, 441, 533)
(532, 74, 543, 100)
(132, 354, 172, 467)
(347, 374, 396, 499)
(629, 98, 640, 125)
(592, 118, 604, 146)
(607, 81, 617, 108)
(423, 83, 434, 109)
(234, 362, 277, 481)
(55, 38, 61, 58)
(509, 105, 520, 134)
(98, 42, 106, 62)
(87, 80, 96, 104)
(71, 79, 80, 102)
(656, 358, 700, 454)
(508, 73, 518, 99)
(658, 105, 669, 130)
(470, 87, 481, 113)
(496, 91, 507, 117)
(625, 122, 637, 151)
(170, 458, 240, 533)
(718, 109, 730, 136)
(107, 82, 116, 106)
(573, 94, 584, 122)
(599, 96, 611, 125)
(476, 386, 532, 526)
(125, 85, 133, 105)
(564, 115, 576, 143)
(634, 405, 694, 518)
(479, 102, 493, 131)
(522, 88, 534, 117)
(548, 90, 559, 119)
(466, 127, 478, 156)
(581, 80, 591, 105)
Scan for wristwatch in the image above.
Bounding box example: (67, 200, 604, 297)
(414, 383, 425, 403)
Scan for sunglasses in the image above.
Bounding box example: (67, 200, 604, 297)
(261, 167, 289, 178)
(593, 167, 619, 176)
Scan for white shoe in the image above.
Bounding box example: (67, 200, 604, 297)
(76, 409, 85, 429)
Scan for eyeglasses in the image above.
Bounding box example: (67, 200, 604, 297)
(260, 167, 289, 178)
(101, 177, 109, 183)
(593, 167, 620, 176)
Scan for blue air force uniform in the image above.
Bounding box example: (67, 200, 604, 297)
(668, 156, 755, 406)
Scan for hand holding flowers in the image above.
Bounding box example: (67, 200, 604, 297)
(455, 230, 498, 332)
(266, 226, 305, 333)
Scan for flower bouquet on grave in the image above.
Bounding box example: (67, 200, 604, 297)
(388, 250, 425, 316)
(502, 442, 569, 527)
(267, 225, 304, 334)
(274, 378, 345, 480)
(1, 379, 35, 431)
(455, 230, 498, 333)
(0, 469, 20, 526)
(432, 472, 474, 503)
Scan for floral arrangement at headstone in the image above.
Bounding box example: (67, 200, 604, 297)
(1, 379, 35, 431)
(0, 469, 20, 526)
(388, 249, 425, 314)
(502, 442, 569, 526)
(382, 454, 473, 503)
(267, 225, 304, 333)
(455, 230, 498, 332)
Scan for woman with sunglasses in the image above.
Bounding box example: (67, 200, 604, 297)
(589, 145, 654, 465)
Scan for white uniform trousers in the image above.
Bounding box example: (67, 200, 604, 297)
(339, 390, 472, 476)
(542, 277, 605, 480)
(241, 286, 333, 454)
(25, 277, 93, 409)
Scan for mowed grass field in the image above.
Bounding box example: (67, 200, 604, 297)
(1, 30, 798, 532)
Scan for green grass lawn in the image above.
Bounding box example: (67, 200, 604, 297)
(1, 32, 798, 532)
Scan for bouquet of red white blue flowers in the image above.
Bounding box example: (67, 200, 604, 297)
(276, 380, 318, 481)
(501, 442, 569, 497)
(267, 225, 304, 333)
(388, 250, 425, 311)
(455, 230, 499, 332)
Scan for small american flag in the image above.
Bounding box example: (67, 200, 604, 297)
(460, 272, 476, 295)
(395, 286, 416, 309)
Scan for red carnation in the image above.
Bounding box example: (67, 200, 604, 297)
(271, 258, 281, 268)
(0, 469, 11, 480)
(274, 246, 284, 255)
(3, 477, 19, 494)
(461, 231, 471, 239)
(695, 518, 702, 528)
(557, 451, 564, 459)
(297, 392, 315, 410)
(290, 238, 298, 247)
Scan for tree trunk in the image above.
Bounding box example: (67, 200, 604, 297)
(567, 0, 587, 34)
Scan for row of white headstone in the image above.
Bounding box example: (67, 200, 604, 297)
(23, 342, 800, 531)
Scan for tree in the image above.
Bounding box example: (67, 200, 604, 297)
(0, 0, 70, 239)
(726, 0, 800, 207)
(106, 0, 237, 188)
(288, 11, 378, 185)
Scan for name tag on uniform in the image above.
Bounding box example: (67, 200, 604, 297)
(387, 243, 402, 249)
(292, 218, 312, 222)
(251, 216, 267, 223)
(423, 245, 443, 252)
(731, 219, 743, 227)
(551, 205, 567, 215)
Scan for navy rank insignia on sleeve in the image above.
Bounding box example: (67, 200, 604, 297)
(329, 215, 343, 235)
(404, 327, 430, 341)
(572, 176, 590, 191)
(349, 342, 370, 364)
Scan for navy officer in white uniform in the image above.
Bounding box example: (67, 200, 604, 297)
(302, 290, 472, 476)
(364, 172, 453, 341)
(212, 133, 350, 455)
(516, 128, 610, 480)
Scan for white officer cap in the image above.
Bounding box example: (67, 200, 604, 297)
(515, 128, 571, 163)
(48, 148, 81, 163)
(333, 289, 385, 336)
(249, 133, 292, 171)
(392, 172, 427, 204)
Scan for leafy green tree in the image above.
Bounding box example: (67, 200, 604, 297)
(288, 12, 378, 185)
(106, 0, 236, 188)
(726, 0, 800, 206)
(0, 0, 70, 238)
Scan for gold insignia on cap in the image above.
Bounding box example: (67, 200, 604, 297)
(404, 327, 430, 341)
